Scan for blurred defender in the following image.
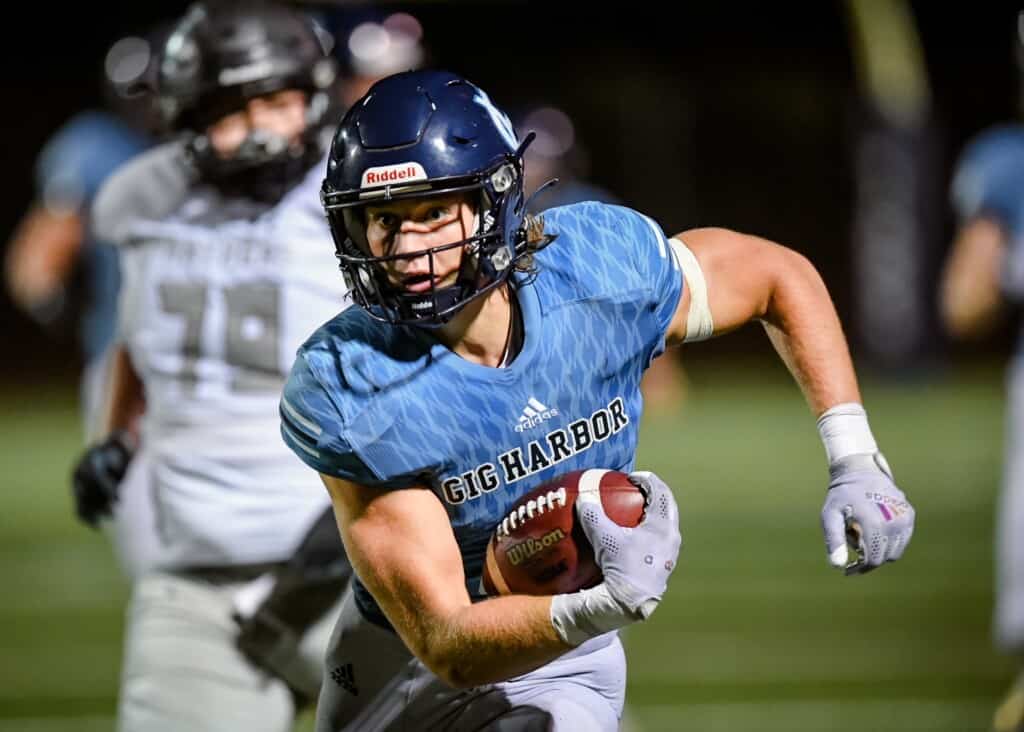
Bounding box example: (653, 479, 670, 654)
(941, 16, 1024, 730)
(281, 70, 916, 731)
(71, 3, 352, 729)
(4, 35, 157, 435)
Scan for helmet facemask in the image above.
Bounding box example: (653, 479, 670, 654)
(325, 156, 527, 328)
(187, 101, 329, 203)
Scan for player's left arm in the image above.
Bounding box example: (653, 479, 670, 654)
(666, 227, 915, 574)
(666, 228, 858, 410)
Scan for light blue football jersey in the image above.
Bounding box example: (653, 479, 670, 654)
(281, 201, 684, 623)
(951, 124, 1024, 303)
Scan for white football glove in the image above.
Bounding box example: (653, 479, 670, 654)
(821, 452, 915, 575)
(550, 470, 681, 645)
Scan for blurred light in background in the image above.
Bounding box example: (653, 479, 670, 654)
(346, 12, 423, 79)
(104, 36, 153, 94)
(522, 106, 576, 160)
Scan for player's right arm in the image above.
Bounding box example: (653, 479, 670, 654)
(71, 151, 153, 526)
(320, 473, 570, 688)
(71, 345, 143, 528)
(100, 345, 145, 437)
(320, 469, 681, 688)
(283, 347, 680, 686)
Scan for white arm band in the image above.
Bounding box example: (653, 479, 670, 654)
(816, 402, 879, 465)
(669, 237, 714, 342)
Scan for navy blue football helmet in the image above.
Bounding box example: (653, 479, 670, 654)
(321, 70, 535, 326)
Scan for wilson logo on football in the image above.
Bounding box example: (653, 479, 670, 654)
(360, 162, 427, 187)
(507, 528, 567, 566)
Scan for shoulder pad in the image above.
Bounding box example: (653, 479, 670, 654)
(90, 139, 198, 247)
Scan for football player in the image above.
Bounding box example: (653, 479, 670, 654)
(4, 33, 157, 437)
(71, 3, 352, 730)
(941, 15, 1024, 730)
(280, 70, 917, 731)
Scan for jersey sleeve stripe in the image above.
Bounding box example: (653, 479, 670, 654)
(641, 214, 668, 259)
(281, 419, 321, 459)
(281, 395, 323, 436)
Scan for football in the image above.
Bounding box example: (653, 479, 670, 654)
(482, 468, 645, 596)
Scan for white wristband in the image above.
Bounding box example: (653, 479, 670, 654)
(816, 402, 878, 465)
(550, 584, 636, 647)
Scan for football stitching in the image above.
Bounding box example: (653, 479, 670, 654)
(496, 486, 568, 538)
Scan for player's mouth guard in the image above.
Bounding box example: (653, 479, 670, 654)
(668, 237, 714, 341)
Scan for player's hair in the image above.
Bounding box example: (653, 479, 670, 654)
(512, 213, 556, 284)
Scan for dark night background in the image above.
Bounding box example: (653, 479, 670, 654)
(1, 1, 1020, 381)
(0, 6, 1019, 729)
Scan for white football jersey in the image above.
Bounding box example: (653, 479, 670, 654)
(112, 155, 347, 568)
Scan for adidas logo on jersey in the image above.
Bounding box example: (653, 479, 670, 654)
(515, 398, 559, 432)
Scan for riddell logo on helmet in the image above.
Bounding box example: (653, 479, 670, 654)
(361, 163, 427, 187)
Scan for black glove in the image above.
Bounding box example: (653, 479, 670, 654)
(71, 430, 137, 528)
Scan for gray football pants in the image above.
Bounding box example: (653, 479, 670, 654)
(315, 586, 626, 732)
(117, 569, 340, 732)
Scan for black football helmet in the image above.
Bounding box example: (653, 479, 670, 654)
(321, 70, 537, 327)
(156, 1, 338, 201)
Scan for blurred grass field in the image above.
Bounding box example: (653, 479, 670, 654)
(0, 355, 1012, 731)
